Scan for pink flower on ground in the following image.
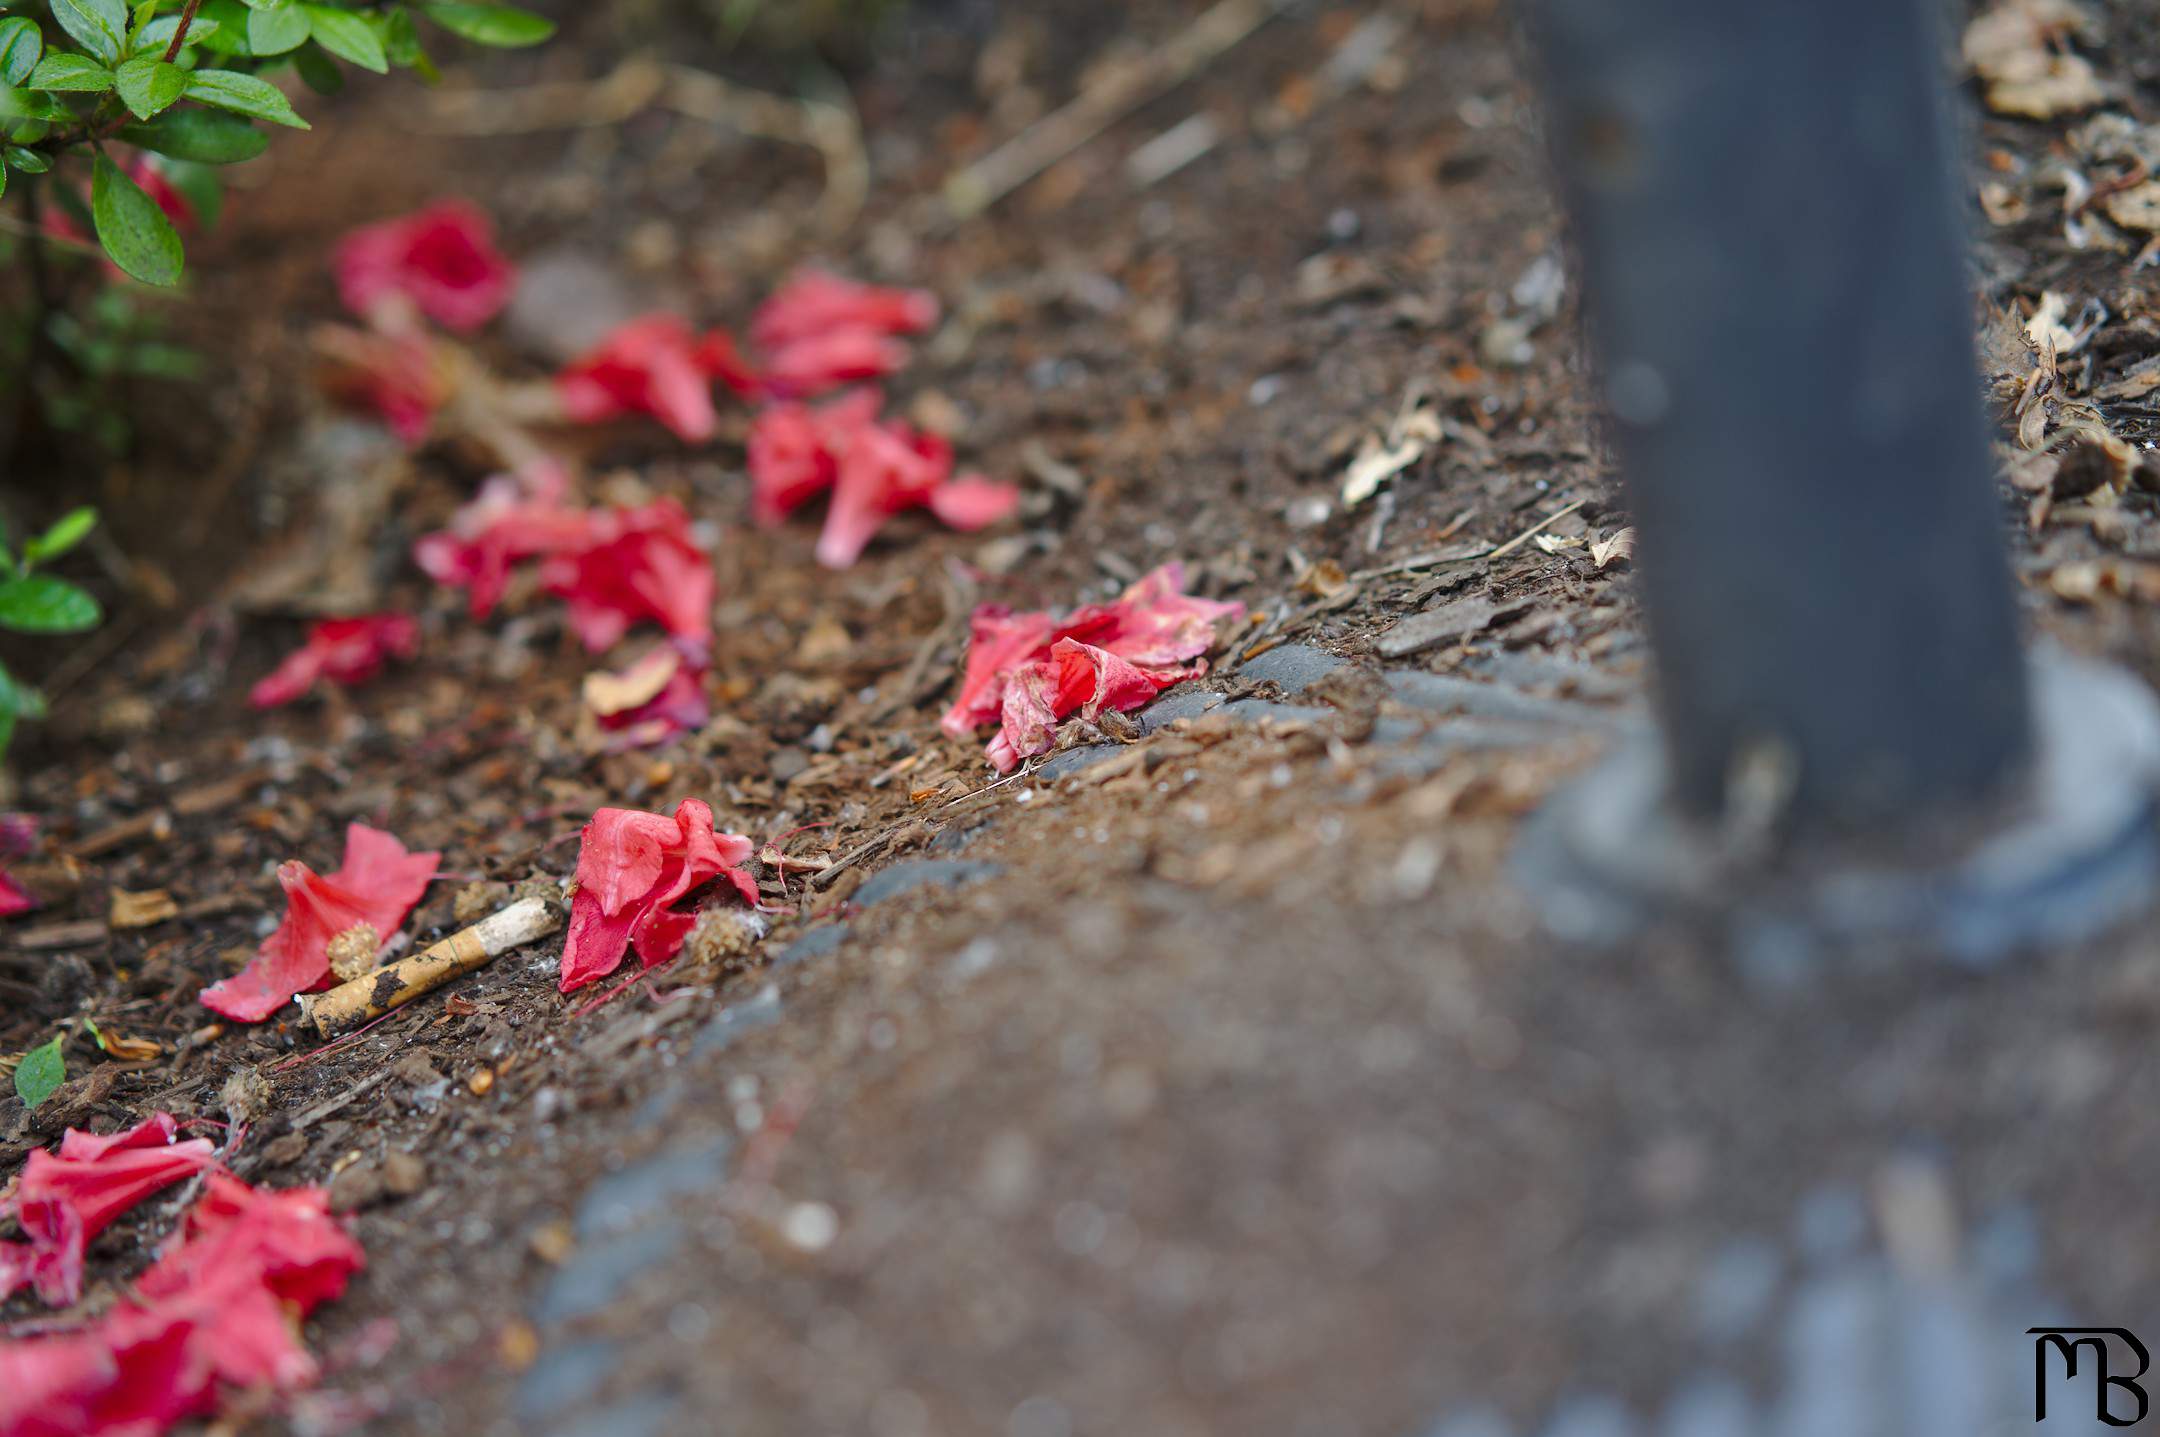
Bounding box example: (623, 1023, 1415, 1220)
(413, 472, 596, 620)
(200, 824, 440, 1022)
(539, 499, 714, 652)
(0, 1114, 218, 1309)
(1, 813, 37, 918)
(0, 1171, 363, 1437)
(584, 641, 711, 750)
(556, 315, 730, 443)
(333, 200, 516, 334)
(746, 388, 1018, 568)
(248, 614, 420, 710)
(748, 269, 938, 401)
(940, 563, 1245, 772)
(557, 799, 757, 993)
(316, 326, 451, 446)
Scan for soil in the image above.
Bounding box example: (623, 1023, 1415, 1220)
(8, 1, 2160, 1433)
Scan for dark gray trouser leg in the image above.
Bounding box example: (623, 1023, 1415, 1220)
(1522, 0, 2031, 836)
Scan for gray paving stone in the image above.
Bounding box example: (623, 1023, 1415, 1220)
(535, 1221, 685, 1326)
(771, 923, 850, 968)
(1238, 642, 1348, 693)
(541, 1388, 679, 1437)
(691, 985, 784, 1056)
(1137, 688, 1224, 731)
(514, 1338, 620, 1421)
(854, 859, 1003, 908)
(1385, 671, 1610, 727)
(1216, 698, 1334, 725)
(575, 1137, 732, 1240)
(1036, 744, 1122, 780)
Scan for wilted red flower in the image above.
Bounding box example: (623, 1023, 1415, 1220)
(0, 813, 36, 919)
(200, 824, 439, 1023)
(539, 499, 714, 652)
(940, 563, 1245, 771)
(558, 798, 757, 993)
(334, 200, 516, 334)
(746, 271, 938, 400)
(747, 389, 1018, 568)
(315, 325, 451, 446)
(413, 471, 596, 619)
(584, 641, 711, 750)
(556, 315, 731, 443)
(0, 1171, 362, 1437)
(0, 1114, 218, 1309)
(248, 614, 420, 710)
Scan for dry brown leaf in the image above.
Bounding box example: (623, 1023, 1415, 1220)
(1341, 391, 1442, 509)
(91, 1026, 163, 1063)
(108, 888, 178, 930)
(1590, 527, 1637, 571)
(2104, 180, 2160, 233)
(583, 648, 682, 718)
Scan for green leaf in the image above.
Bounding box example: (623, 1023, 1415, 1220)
(132, 13, 222, 54)
(114, 54, 186, 116)
(183, 67, 307, 126)
(22, 508, 97, 566)
(303, 4, 384, 70)
(379, 6, 424, 65)
(5, 144, 53, 172)
(245, 2, 307, 53)
(27, 53, 114, 91)
(0, 574, 102, 631)
(422, 2, 552, 47)
(129, 0, 159, 38)
(14, 1036, 64, 1110)
(0, 18, 43, 87)
(290, 40, 340, 93)
(0, 164, 7, 201)
(119, 104, 265, 162)
(189, 0, 252, 55)
(0, 86, 71, 122)
(159, 154, 219, 223)
(91, 150, 184, 285)
(0, 659, 48, 719)
(50, 0, 127, 65)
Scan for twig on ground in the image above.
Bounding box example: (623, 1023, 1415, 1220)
(1352, 499, 1583, 582)
(935, 0, 1295, 225)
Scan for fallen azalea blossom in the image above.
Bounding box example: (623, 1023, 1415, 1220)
(539, 499, 715, 651)
(1, 813, 36, 918)
(413, 469, 595, 620)
(558, 798, 757, 993)
(0, 1171, 362, 1437)
(200, 824, 439, 1022)
(334, 200, 516, 334)
(748, 269, 937, 399)
(314, 324, 452, 446)
(940, 563, 1245, 771)
(248, 614, 420, 709)
(0, 1114, 217, 1309)
(584, 641, 710, 749)
(747, 389, 1018, 568)
(556, 315, 736, 443)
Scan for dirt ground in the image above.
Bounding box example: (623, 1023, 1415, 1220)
(9, 0, 2160, 1432)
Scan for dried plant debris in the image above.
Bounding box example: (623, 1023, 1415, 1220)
(1963, 0, 2106, 120)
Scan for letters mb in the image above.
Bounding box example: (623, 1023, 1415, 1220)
(2031, 1328, 2151, 1426)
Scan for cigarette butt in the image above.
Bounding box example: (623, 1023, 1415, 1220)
(298, 894, 563, 1040)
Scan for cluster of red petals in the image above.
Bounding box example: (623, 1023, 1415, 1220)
(415, 477, 714, 653)
(748, 388, 1018, 569)
(584, 641, 711, 750)
(540, 500, 714, 652)
(558, 798, 756, 993)
(747, 269, 937, 400)
(247, 613, 420, 710)
(0, 1114, 217, 1310)
(200, 823, 439, 1023)
(333, 200, 516, 334)
(556, 315, 745, 444)
(0, 1170, 363, 1437)
(940, 563, 1246, 772)
(0, 813, 36, 918)
(316, 326, 451, 447)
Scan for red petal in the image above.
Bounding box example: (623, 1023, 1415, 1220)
(557, 799, 756, 992)
(555, 315, 719, 442)
(751, 270, 938, 351)
(334, 199, 515, 334)
(925, 476, 1021, 532)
